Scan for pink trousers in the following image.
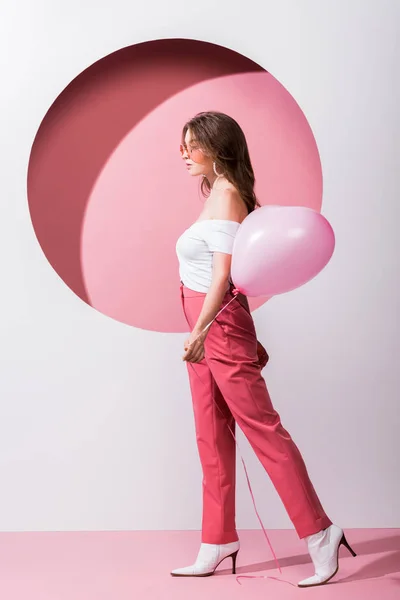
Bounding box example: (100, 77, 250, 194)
(180, 283, 332, 544)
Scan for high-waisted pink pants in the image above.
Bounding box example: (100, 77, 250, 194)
(180, 283, 332, 544)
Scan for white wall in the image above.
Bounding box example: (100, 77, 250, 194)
(0, 0, 399, 532)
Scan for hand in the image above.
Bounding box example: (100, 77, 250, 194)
(182, 329, 207, 363)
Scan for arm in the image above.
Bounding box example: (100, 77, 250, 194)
(183, 190, 244, 363)
(192, 253, 233, 336)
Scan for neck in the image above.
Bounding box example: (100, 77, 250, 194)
(204, 170, 227, 189)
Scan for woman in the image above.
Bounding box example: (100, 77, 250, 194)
(173, 111, 356, 587)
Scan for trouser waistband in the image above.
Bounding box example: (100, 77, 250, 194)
(180, 281, 235, 298)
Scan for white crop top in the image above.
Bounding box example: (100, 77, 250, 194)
(176, 219, 241, 293)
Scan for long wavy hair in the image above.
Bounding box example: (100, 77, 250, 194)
(181, 111, 260, 213)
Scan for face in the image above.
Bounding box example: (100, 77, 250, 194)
(180, 129, 213, 177)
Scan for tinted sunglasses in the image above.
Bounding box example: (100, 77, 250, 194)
(179, 143, 205, 162)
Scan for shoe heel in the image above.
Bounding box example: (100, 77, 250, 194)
(340, 534, 357, 557)
(231, 550, 239, 574)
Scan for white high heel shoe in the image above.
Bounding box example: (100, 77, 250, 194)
(298, 524, 357, 587)
(170, 541, 240, 577)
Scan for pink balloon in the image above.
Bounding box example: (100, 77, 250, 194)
(231, 206, 335, 297)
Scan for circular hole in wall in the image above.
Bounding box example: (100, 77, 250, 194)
(27, 38, 322, 333)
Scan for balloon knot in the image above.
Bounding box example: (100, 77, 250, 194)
(232, 288, 240, 296)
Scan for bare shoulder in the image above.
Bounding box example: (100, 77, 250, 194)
(210, 186, 248, 222)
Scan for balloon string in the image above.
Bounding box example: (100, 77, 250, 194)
(188, 361, 283, 577)
(183, 286, 295, 587)
(236, 575, 297, 587)
(190, 289, 240, 343)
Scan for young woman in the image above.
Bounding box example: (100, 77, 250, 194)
(173, 111, 356, 587)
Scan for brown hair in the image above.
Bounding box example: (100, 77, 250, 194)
(181, 111, 260, 213)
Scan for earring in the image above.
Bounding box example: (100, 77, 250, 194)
(213, 161, 224, 177)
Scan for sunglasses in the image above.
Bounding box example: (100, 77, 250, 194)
(179, 143, 205, 162)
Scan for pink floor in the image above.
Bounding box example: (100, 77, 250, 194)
(0, 529, 399, 599)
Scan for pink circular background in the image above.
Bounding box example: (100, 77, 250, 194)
(28, 39, 322, 333)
